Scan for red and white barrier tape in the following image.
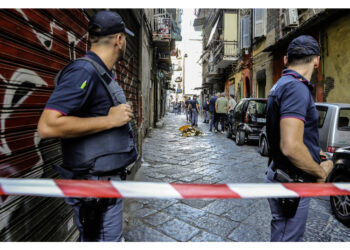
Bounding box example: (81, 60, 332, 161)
(1, 178, 350, 199)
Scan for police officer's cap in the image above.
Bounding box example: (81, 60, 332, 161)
(287, 35, 320, 57)
(88, 10, 135, 37)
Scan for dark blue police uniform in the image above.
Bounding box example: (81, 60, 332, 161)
(265, 68, 320, 241)
(190, 98, 199, 126)
(46, 51, 131, 241)
(202, 100, 209, 123)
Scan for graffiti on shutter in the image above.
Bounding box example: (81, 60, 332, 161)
(254, 9, 265, 38)
(0, 8, 89, 241)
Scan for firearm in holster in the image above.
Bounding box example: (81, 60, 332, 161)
(79, 197, 102, 239)
(79, 197, 117, 239)
(273, 169, 301, 218)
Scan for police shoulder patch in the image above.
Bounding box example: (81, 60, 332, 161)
(80, 80, 87, 89)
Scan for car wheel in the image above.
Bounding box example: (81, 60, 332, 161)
(235, 130, 245, 145)
(260, 136, 268, 156)
(226, 124, 232, 139)
(330, 172, 350, 226)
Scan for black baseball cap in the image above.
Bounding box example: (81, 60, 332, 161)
(88, 10, 135, 37)
(287, 35, 320, 56)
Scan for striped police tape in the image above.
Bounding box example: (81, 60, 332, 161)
(0, 178, 350, 199)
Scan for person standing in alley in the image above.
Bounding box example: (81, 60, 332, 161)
(202, 97, 210, 123)
(189, 95, 199, 127)
(215, 92, 228, 133)
(227, 94, 237, 112)
(209, 93, 220, 132)
(264, 35, 333, 242)
(185, 97, 191, 122)
(37, 10, 138, 242)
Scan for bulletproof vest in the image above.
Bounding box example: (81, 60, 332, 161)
(54, 57, 137, 172)
(266, 80, 316, 182)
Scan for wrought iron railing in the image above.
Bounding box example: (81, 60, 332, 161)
(153, 17, 171, 38)
(214, 40, 238, 58)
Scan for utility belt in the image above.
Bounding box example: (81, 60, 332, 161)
(53, 162, 131, 180)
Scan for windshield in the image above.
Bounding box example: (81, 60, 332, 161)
(338, 108, 350, 131)
(316, 106, 328, 128)
(248, 101, 267, 115)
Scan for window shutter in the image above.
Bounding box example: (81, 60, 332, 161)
(240, 18, 244, 49)
(242, 16, 251, 48)
(254, 9, 265, 38)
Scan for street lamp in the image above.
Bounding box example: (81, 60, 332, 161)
(183, 53, 188, 99)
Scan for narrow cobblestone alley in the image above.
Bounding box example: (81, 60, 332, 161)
(123, 113, 350, 242)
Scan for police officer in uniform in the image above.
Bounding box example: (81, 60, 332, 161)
(202, 97, 210, 123)
(209, 93, 220, 132)
(38, 10, 137, 241)
(190, 95, 199, 127)
(265, 35, 333, 241)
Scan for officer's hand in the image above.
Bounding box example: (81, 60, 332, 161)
(317, 160, 334, 183)
(108, 104, 133, 127)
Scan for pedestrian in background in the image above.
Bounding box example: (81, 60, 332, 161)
(177, 102, 182, 115)
(189, 95, 199, 127)
(174, 102, 178, 115)
(202, 97, 210, 123)
(198, 98, 201, 113)
(185, 97, 191, 122)
(227, 94, 237, 112)
(38, 10, 138, 241)
(215, 92, 228, 133)
(209, 93, 220, 132)
(264, 35, 333, 242)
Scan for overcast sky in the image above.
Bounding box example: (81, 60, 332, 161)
(180, 8, 202, 95)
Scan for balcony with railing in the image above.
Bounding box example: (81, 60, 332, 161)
(153, 16, 171, 41)
(208, 64, 220, 76)
(212, 40, 239, 68)
(152, 9, 182, 43)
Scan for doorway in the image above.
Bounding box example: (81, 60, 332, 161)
(257, 69, 266, 98)
(245, 77, 251, 97)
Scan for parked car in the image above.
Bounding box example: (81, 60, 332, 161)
(258, 103, 350, 158)
(327, 146, 350, 226)
(226, 98, 267, 145)
(259, 126, 269, 156)
(316, 103, 350, 159)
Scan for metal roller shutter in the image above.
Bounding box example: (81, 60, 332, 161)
(113, 10, 141, 155)
(0, 9, 89, 241)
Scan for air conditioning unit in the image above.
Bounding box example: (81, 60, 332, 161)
(283, 9, 299, 28)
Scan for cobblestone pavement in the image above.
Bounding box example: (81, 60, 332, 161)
(123, 112, 350, 242)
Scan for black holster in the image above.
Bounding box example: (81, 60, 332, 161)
(273, 168, 301, 218)
(278, 197, 301, 218)
(79, 197, 117, 240)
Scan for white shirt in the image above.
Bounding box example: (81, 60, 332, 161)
(228, 98, 237, 111)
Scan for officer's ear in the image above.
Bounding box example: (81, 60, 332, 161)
(313, 56, 320, 69)
(114, 33, 125, 49)
(283, 56, 288, 67)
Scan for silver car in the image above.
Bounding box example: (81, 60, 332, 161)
(316, 103, 350, 158)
